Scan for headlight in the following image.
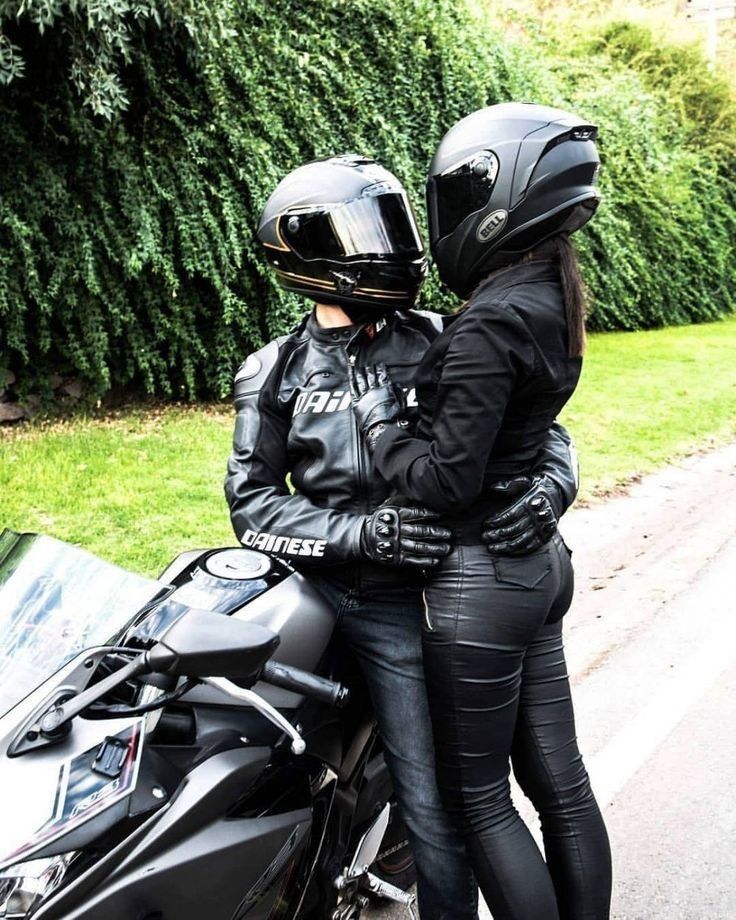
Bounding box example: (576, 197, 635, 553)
(0, 854, 75, 918)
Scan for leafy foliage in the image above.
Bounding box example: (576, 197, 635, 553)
(590, 21, 736, 158)
(0, 0, 232, 117)
(566, 24, 736, 329)
(0, 0, 734, 399)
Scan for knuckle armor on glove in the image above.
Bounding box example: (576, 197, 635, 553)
(361, 505, 451, 568)
(483, 477, 561, 556)
(362, 507, 402, 564)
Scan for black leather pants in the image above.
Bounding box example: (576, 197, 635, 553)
(422, 534, 612, 920)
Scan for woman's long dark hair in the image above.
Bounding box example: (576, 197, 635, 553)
(523, 234, 587, 357)
(466, 232, 588, 358)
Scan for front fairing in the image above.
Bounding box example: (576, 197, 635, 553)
(0, 531, 168, 871)
(0, 646, 146, 871)
(0, 530, 309, 883)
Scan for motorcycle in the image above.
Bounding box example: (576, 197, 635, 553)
(0, 529, 418, 920)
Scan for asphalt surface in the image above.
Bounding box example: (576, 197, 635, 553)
(367, 442, 736, 920)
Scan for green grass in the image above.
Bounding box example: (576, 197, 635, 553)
(2, 316, 735, 575)
(560, 315, 736, 496)
(0, 405, 236, 575)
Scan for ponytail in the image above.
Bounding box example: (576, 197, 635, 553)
(521, 233, 587, 357)
(555, 234, 587, 358)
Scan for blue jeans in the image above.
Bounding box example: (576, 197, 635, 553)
(310, 575, 478, 920)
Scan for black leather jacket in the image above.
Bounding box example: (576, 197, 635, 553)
(224, 308, 578, 581)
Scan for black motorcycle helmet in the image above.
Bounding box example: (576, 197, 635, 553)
(258, 155, 428, 314)
(426, 102, 601, 298)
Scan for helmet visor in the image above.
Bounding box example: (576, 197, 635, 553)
(281, 192, 424, 261)
(428, 151, 500, 240)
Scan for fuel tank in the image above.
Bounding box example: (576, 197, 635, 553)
(133, 548, 338, 709)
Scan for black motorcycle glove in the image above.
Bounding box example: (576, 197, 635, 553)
(482, 476, 562, 556)
(349, 362, 407, 451)
(360, 505, 452, 569)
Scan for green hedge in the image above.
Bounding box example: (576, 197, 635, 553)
(0, 0, 734, 399)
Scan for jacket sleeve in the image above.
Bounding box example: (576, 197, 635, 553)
(372, 304, 533, 513)
(530, 421, 579, 514)
(224, 342, 366, 566)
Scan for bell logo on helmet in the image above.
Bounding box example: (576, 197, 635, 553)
(476, 209, 508, 243)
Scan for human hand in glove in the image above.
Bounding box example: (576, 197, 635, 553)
(482, 476, 562, 556)
(361, 505, 452, 569)
(349, 363, 406, 450)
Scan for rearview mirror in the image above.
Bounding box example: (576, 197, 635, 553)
(147, 608, 280, 680)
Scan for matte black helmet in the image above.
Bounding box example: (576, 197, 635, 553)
(426, 102, 601, 297)
(258, 155, 428, 313)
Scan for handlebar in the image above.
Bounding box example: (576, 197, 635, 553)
(261, 661, 350, 709)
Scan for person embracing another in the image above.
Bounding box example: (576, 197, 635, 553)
(350, 104, 613, 919)
(225, 152, 582, 919)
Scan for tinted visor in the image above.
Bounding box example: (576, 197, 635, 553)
(281, 192, 423, 261)
(429, 151, 499, 239)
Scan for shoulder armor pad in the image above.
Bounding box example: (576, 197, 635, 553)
(409, 309, 444, 334)
(233, 336, 287, 399)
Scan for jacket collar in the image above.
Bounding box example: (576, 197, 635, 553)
(304, 308, 402, 344)
(475, 259, 558, 299)
(305, 310, 361, 344)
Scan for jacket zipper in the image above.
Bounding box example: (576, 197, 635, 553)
(346, 351, 368, 502)
(347, 350, 368, 594)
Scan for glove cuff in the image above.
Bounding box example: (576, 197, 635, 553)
(365, 419, 408, 453)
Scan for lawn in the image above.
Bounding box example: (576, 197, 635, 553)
(1, 405, 236, 576)
(562, 315, 736, 494)
(2, 317, 735, 576)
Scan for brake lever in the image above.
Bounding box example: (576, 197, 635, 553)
(202, 677, 307, 755)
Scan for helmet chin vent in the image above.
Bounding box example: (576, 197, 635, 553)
(330, 271, 358, 295)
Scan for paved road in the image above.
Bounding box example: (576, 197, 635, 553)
(368, 442, 736, 920)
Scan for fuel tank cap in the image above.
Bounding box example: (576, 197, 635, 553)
(203, 549, 272, 580)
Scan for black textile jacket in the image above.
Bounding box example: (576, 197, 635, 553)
(224, 307, 578, 582)
(373, 260, 582, 515)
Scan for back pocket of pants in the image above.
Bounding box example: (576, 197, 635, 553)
(492, 553, 551, 589)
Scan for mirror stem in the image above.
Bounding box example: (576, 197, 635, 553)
(38, 652, 151, 736)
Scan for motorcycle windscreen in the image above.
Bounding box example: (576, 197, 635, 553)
(0, 530, 166, 719)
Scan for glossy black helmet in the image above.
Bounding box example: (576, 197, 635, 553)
(258, 155, 428, 312)
(426, 102, 601, 297)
